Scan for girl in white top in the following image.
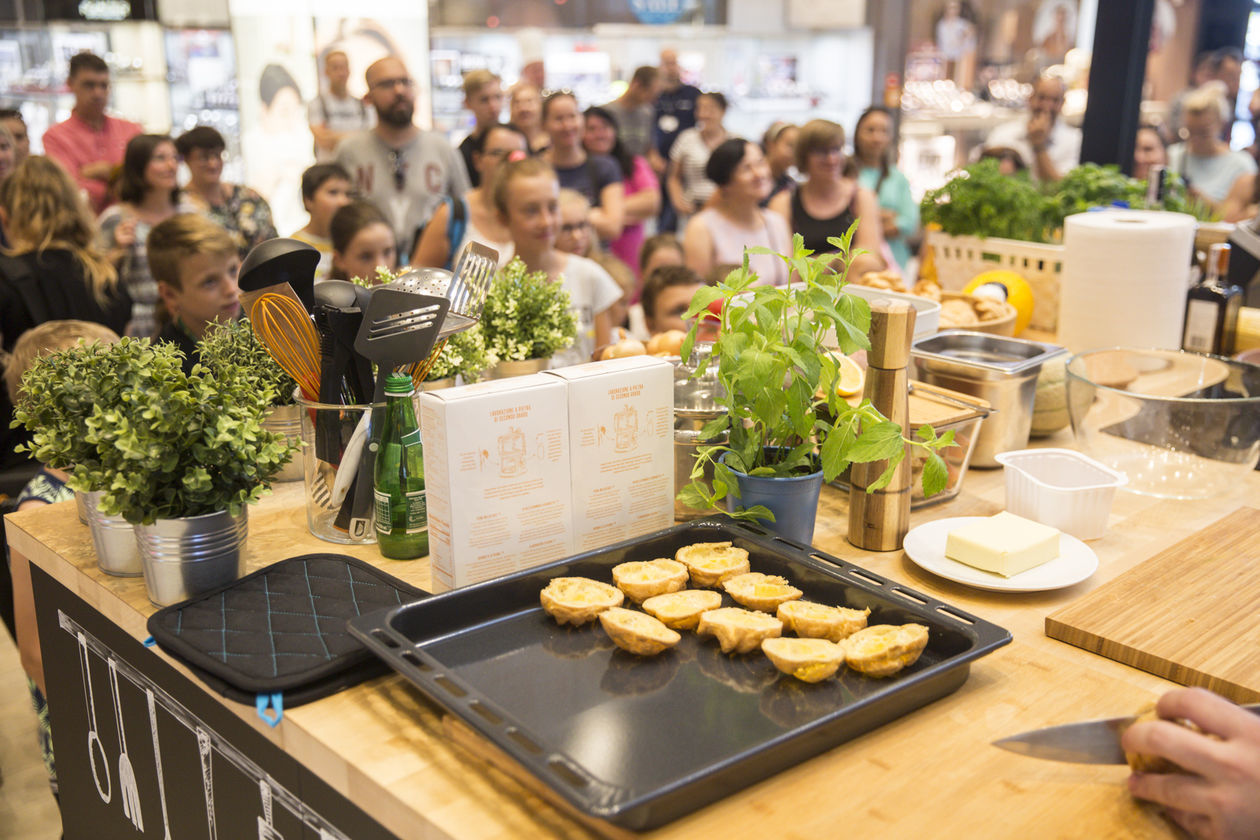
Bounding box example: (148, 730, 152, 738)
(493, 157, 622, 368)
(411, 123, 527, 271)
(683, 138, 792, 286)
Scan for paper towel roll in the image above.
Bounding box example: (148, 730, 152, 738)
(1057, 210, 1197, 353)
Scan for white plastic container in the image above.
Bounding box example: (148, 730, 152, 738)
(994, 448, 1127, 540)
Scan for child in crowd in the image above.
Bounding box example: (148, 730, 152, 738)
(291, 163, 353, 283)
(3, 319, 122, 804)
(639, 265, 706, 337)
(637, 234, 685, 296)
(594, 251, 635, 333)
(147, 213, 242, 373)
(329, 201, 398, 283)
(555, 188, 596, 258)
(492, 156, 621, 367)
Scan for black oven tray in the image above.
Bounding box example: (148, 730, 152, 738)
(348, 518, 1011, 831)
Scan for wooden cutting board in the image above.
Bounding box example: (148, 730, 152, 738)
(1046, 506, 1260, 703)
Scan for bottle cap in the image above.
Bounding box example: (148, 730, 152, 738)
(384, 372, 415, 396)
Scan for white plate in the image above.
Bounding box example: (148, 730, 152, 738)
(902, 516, 1099, 593)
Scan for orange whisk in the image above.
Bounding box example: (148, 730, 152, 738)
(246, 291, 321, 400)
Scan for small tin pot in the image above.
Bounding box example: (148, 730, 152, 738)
(135, 509, 248, 606)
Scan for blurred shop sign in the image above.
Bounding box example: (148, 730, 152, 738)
(628, 0, 687, 25)
(786, 0, 864, 29)
(46, 0, 157, 19)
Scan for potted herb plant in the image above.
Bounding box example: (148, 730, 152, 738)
(199, 317, 303, 481)
(12, 338, 146, 575)
(423, 322, 496, 389)
(480, 257, 578, 378)
(677, 231, 955, 544)
(19, 336, 295, 605)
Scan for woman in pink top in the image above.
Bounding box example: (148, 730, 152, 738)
(583, 106, 660, 288)
(682, 138, 790, 286)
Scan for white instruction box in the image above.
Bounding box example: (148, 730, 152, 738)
(419, 374, 572, 592)
(545, 356, 674, 552)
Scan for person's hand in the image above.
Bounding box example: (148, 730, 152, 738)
(880, 208, 899, 239)
(81, 161, 114, 181)
(1026, 111, 1052, 151)
(1121, 687, 1260, 840)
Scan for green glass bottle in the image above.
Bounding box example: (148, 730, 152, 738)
(373, 372, 428, 559)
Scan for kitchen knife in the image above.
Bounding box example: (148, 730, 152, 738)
(993, 703, 1260, 764)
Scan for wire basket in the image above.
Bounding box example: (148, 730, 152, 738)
(928, 230, 1064, 331)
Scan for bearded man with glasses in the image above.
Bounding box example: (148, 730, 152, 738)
(334, 56, 470, 258)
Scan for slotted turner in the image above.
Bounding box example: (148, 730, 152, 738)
(390, 243, 498, 386)
(345, 289, 450, 539)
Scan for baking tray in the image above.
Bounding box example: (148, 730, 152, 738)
(348, 518, 1011, 831)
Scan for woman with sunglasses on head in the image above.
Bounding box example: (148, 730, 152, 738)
(97, 133, 198, 337)
(768, 119, 885, 277)
(175, 126, 278, 261)
(761, 121, 799, 207)
(583, 105, 660, 281)
(683, 137, 791, 286)
(493, 156, 622, 367)
(541, 91, 625, 243)
(851, 106, 917, 272)
(412, 123, 526, 270)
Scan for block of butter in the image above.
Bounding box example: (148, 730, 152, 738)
(945, 511, 1060, 577)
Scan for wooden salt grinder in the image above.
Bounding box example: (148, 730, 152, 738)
(848, 299, 916, 551)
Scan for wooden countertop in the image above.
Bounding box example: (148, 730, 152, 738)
(9, 426, 1255, 840)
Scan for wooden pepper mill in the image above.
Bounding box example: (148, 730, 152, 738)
(848, 299, 916, 551)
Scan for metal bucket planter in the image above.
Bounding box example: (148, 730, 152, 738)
(82, 490, 142, 577)
(489, 357, 550, 379)
(135, 509, 248, 607)
(262, 404, 304, 482)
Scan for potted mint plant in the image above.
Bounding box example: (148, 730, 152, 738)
(12, 338, 146, 575)
(480, 257, 578, 378)
(678, 230, 955, 544)
(199, 317, 302, 481)
(423, 322, 496, 389)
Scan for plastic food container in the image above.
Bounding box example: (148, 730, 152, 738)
(993, 448, 1127, 540)
(830, 382, 991, 509)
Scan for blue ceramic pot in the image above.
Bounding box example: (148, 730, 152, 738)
(721, 452, 824, 545)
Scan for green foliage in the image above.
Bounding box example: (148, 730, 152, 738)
(679, 229, 957, 522)
(480, 257, 578, 362)
(425, 322, 497, 382)
(197, 317, 298, 406)
(12, 337, 296, 524)
(920, 160, 1216, 245)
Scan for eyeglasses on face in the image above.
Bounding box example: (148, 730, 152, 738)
(371, 76, 415, 92)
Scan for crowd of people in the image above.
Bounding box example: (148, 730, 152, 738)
(2, 41, 1260, 840)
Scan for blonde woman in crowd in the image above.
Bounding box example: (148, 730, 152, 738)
(768, 119, 885, 277)
(492, 156, 621, 367)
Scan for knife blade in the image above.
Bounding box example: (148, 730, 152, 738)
(994, 703, 1260, 764)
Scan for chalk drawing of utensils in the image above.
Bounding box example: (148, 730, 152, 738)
(257, 777, 284, 840)
(108, 657, 143, 830)
(198, 727, 217, 840)
(147, 688, 172, 840)
(78, 631, 111, 804)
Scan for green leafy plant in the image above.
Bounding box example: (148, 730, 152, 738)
(198, 317, 299, 406)
(425, 322, 496, 382)
(921, 160, 1215, 245)
(13, 337, 296, 524)
(677, 230, 957, 524)
(480, 257, 578, 362)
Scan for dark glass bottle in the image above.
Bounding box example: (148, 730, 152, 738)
(1183, 243, 1243, 356)
(373, 373, 427, 559)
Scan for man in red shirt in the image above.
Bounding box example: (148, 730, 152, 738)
(41, 52, 143, 214)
